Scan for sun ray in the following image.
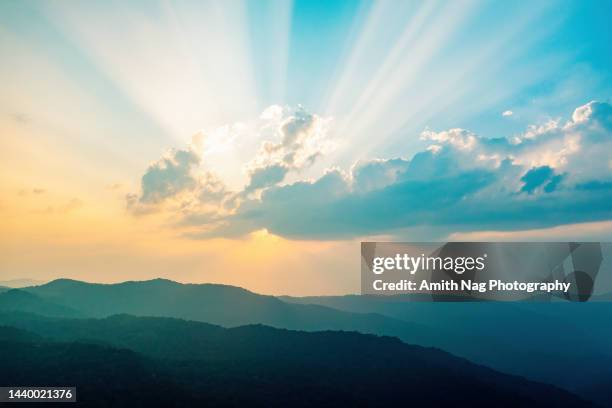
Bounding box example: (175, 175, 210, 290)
(40, 0, 259, 142)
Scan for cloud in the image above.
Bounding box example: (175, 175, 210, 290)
(519, 166, 564, 194)
(128, 105, 333, 216)
(244, 163, 290, 193)
(201, 101, 612, 239)
(131, 101, 612, 240)
(127, 135, 230, 215)
(244, 105, 333, 192)
(502, 110, 513, 117)
(139, 147, 201, 204)
(449, 220, 612, 242)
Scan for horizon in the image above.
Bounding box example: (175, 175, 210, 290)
(5, 273, 612, 299)
(2, 276, 361, 297)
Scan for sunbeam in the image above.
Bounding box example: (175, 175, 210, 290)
(41, 0, 259, 142)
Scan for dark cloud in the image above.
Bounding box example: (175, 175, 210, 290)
(520, 166, 560, 194)
(244, 164, 289, 193)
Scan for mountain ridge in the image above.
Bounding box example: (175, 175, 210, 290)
(3, 277, 610, 405)
(0, 312, 591, 407)
(18, 278, 445, 345)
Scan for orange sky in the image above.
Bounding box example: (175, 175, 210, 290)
(0, 178, 358, 295)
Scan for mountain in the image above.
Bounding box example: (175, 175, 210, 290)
(0, 289, 83, 317)
(18, 279, 448, 347)
(0, 278, 45, 288)
(6, 278, 611, 405)
(0, 326, 191, 407)
(0, 314, 590, 407)
(281, 294, 612, 406)
(0, 324, 43, 342)
(280, 294, 612, 354)
(280, 294, 612, 351)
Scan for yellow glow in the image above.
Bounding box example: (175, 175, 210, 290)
(0, 181, 359, 296)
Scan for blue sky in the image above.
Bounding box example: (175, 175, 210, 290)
(1, 1, 610, 145)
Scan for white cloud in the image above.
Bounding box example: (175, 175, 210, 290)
(421, 128, 478, 151)
(130, 101, 612, 240)
(245, 105, 334, 191)
(127, 134, 230, 215)
(128, 105, 335, 215)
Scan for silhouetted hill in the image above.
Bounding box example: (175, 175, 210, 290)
(281, 294, 612, 406)
(0, 325, 43, 342)
(0, 315, 591, 407)
(0, 327, 191, 407)
(7, 279, 611, 405)
(20, 279, 445, 346)
(0, 289, 83, 317)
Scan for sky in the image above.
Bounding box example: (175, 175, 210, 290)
(0, 0, 611, 295)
